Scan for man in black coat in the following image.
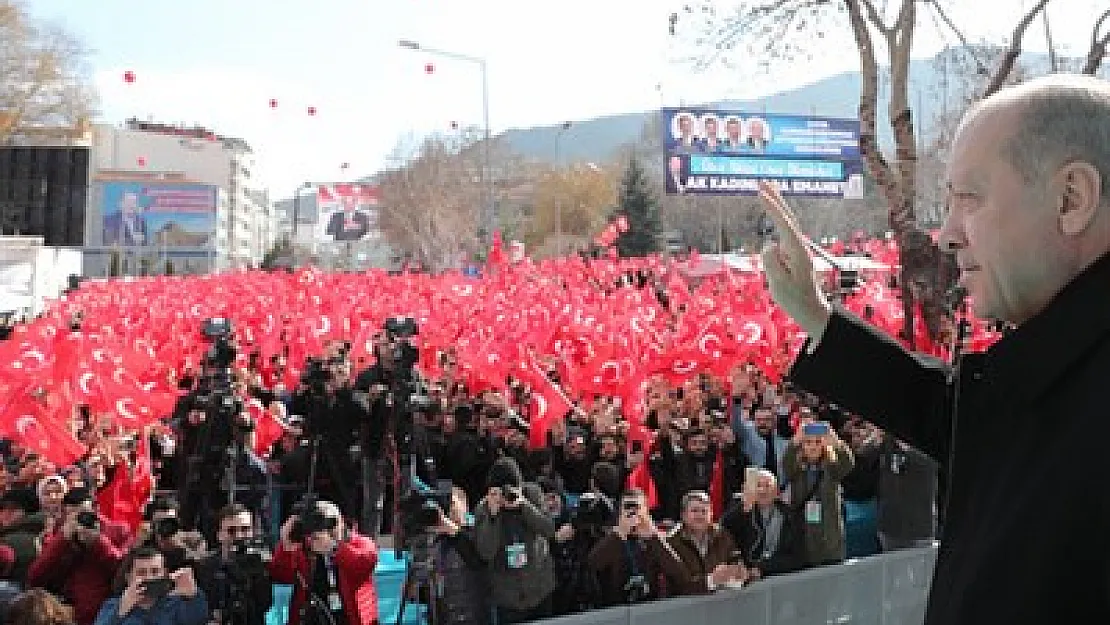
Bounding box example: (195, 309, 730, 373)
(325, 196, 372, 241)
(758, 75, 1110, 624)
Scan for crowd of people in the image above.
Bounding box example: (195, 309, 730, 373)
(0, 310, 939, 625)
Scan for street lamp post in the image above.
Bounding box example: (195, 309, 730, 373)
(554, 121, 572, 257)
(399, 40, 494, 241)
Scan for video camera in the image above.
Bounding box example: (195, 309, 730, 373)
(232, 536, 272, 564)
(201, 317, 237, 370)
(383, 316, 420, 371)
(570, 492, 613, 540)
(76, 510, 100, 531)
(190, 318, 244, 424)
(398, 480, 454, 536)
(154, 517, 180, 539)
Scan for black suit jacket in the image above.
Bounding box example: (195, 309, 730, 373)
(789, 252, 1110, 625)
(720, 500, 802, 576)
(103, 212, 148, 246)
(326, 210, 371, 241)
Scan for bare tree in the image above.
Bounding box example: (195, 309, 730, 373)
(672, 0, 1101, 344)
(0, 1, 97, 143)
(376, 136, 486, 272)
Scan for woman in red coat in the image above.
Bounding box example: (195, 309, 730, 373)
(270, 500, 379, 625)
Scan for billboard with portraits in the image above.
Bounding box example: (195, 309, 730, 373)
(662, 108, 864, 198)
(96, 182, 217, 248)
(315, 183, 381, 243)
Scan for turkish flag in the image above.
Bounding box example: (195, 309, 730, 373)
(0, 387, 86, 466)
(526, 372, 574, 449)
(96, 435, 154, 534)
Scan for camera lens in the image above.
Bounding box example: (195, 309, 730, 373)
(154, 517, 180, 538)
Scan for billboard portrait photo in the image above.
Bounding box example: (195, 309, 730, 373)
(316, 183, 380, 243)
(99, 182, 217, 248)
(662, 107, 864, 198)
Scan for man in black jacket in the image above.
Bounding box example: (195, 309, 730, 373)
(758, 75, 1110, 624)
(195, 503, 273, 625)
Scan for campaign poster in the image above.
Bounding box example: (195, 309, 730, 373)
(661, 108, 864, 198)
(99, 182, 217, 248)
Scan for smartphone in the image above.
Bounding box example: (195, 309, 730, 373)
(802, 422, 831, 437)
(141, 577, 175, 600)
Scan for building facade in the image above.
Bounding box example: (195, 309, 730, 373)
(83, 120, 275, 275)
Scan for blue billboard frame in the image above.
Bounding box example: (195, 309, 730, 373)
(661, 108, 864, 198)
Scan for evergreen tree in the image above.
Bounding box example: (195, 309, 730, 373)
(614, 157, 662, 257)
(261, 236, 294, 270)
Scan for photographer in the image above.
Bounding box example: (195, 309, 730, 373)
(195, 504, 273, 625)
(137, 497, 206, 572)
(547, 464, 616, 617)
(473, 457, 555, 624)
(586, 489, 686, 608)
(270, 500, 378, 625)
(425, 487, 488, 625)
(94, 546, 207, 625)
(295, 346, 374, 526)
(29, 489, 130, 625)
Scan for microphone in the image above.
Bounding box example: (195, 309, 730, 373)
(945, 286, 968, 314)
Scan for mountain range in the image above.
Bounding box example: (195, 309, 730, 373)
(499, 49, 1106, 165)
(271, 48, 1104, 216)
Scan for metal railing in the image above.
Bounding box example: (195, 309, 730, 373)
(537, 545, 938, 625)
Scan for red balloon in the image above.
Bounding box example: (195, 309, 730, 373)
(269, 98, 278, 108)
(123, 70, 135, 84)
(424, 62, 435, 74)
(307, 106, 317, 116)
(136, 156, 147, 167)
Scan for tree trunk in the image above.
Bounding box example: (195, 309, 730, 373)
(846, 0, 956, 346)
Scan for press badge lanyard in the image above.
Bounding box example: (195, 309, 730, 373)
(324, 554, 343, 613)
(505, 519, 529, 569)
(802, 467, 824, 525)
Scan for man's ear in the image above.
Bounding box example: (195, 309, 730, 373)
(1056, 161, 1102, 236)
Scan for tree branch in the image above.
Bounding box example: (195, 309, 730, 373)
(858, 0, 893, 36)
(1081, 8, 1110, 75)
(923, 0, 990, 75)
(842, 0, 898, 212)
(888, 0, 917, 231)
(981, 0, 1052, 99)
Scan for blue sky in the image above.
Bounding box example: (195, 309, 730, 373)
(26, 0, 1104, 195)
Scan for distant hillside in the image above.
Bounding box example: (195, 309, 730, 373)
(273, 49, 1105, 203)
(499, 50, 1105, 166)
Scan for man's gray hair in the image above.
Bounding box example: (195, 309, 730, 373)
(1000, 75, 1110, 206)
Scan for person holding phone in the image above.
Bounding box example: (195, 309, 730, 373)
(782, 422, 854, 567)
(94, 546, 207, 625)
(28, 489, 131, 625)
(474, 457, 556, 624)
(586, 489, 686, 607)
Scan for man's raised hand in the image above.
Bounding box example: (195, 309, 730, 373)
(757, 181, 832, 340)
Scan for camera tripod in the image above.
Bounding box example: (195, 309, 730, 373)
(395, 532, 441, 625)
